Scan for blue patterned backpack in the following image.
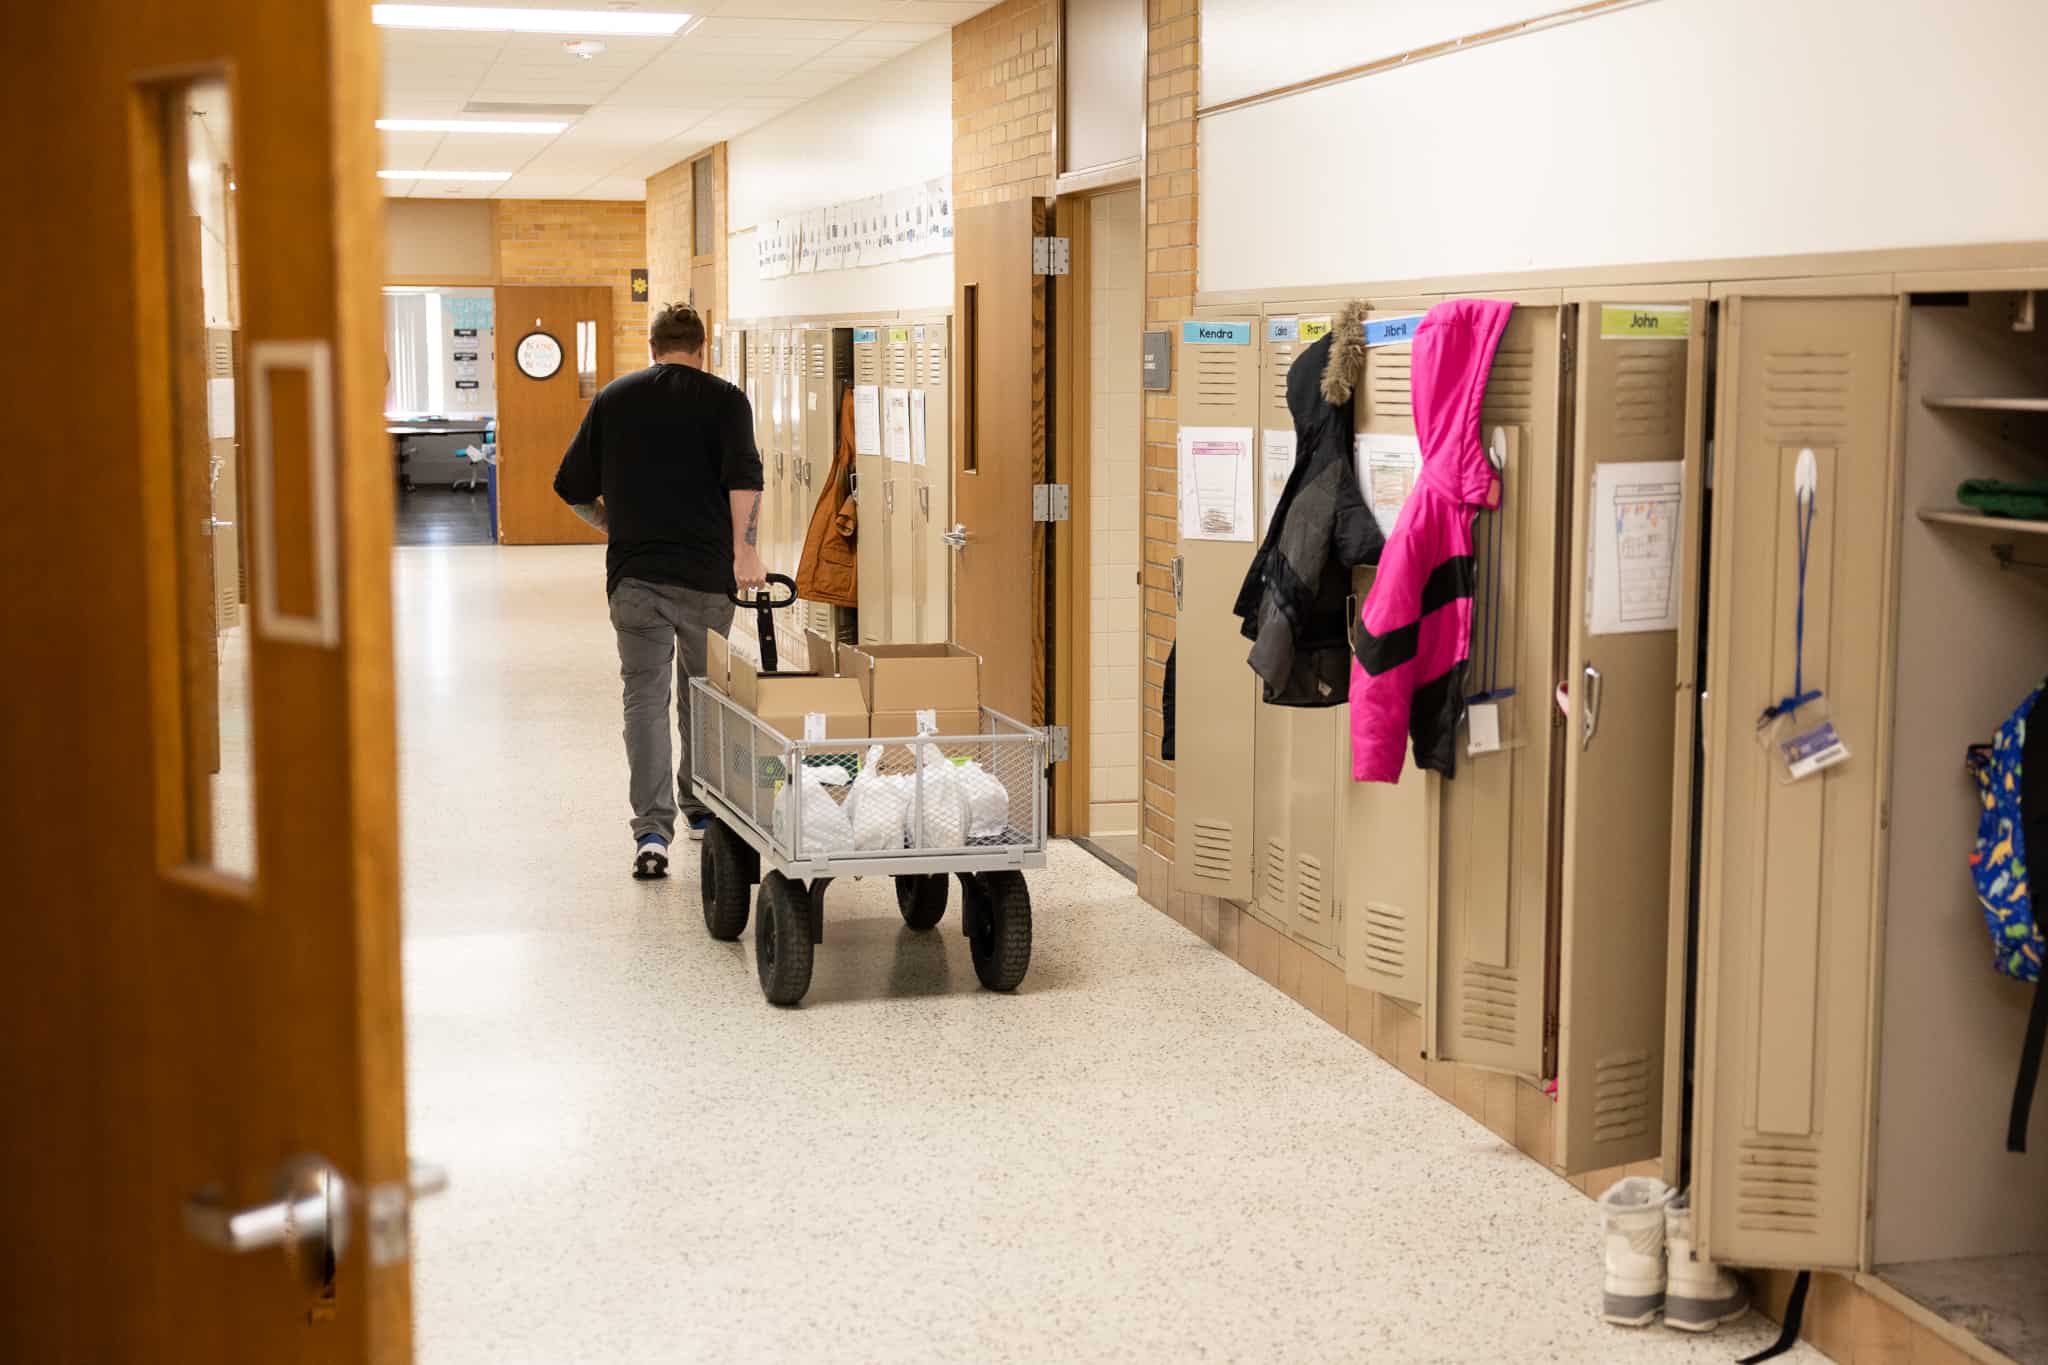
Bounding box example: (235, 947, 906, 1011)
(1966, 679, 2048, 1151)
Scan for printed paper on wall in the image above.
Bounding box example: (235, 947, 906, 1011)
(1179, 425, 1255, 542)
(1587, 460, 1684, 634)
(853, 384, 882, 456)
(882, 387, 912, 462)
(1357, 431, 1421, 538)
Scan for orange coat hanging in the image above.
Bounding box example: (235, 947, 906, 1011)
(795, 385, 858, 606)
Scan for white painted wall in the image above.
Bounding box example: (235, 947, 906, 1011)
(727, 35, 954, 321)
(1200, 0, 2048, 294)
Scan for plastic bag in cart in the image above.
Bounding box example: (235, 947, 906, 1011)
(772, 764, 854, 855)
(955, 759, 1009, 839)
(912, 746, 973, 849)
(845, 745, 911, 850)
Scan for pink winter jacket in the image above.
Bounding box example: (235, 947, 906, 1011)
(1349, 299, 1514, 782)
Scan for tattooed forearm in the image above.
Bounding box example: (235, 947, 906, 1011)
(731, 489, 761, 555)
(745, 497, 759, 546)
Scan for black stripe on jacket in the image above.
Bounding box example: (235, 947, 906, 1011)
(1350, 556, 1476, 676)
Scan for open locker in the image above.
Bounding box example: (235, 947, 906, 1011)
(1425, 296, 1570, 1083)
(1250, 302, 1347, 961)
(798, 324, 853, 641)
(1171, 308, 1261, 900)
(852, 325, 891, 646)
(1342, 297, 1441, 1009)
(1554, 290, 1709, 1176)
(883, 325, 921, 641)
(911, 317, 953, 643)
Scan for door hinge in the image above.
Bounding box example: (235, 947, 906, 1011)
(1032, 483, 1070, 522)
(1047, 724, 1070, 762)
(1172, 554, 1184, 609)
(1032, 236, 1071, 276)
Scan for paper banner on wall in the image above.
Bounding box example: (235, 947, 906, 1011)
(1357, 431, 1421, 538)
(1178, 426, 1255, 542)
(1260, 428, 1297, 536)
(882, 386, 912, 462)
(910, 389, 928, 466)
(1588, 461, 1684, 634)
(853, 384, 882, 457)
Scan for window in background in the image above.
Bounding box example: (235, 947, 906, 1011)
(384, 286, 495, 417)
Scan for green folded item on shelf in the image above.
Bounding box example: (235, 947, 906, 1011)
(1957, 479, 2048, 520)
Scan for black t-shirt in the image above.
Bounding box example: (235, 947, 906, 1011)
(552, 363, 764, 596)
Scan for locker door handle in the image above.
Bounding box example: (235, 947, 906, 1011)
(942, 523, 968, 550)
(1581, 664, 1603, 750)
(917, 484, 930, 518)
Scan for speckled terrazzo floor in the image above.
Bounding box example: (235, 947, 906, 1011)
(397, 545, 1821, 1365)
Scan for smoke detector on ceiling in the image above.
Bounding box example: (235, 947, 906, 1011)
(563, 39, 606, 59)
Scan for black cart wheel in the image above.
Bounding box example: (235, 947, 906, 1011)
(894, 874, 948, 931)
(755, 871, 815, 1006)
(699, 821, 752, 941)
(963, 870, 1031, 993)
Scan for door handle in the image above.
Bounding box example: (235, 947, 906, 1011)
(942, 522, 968, 550)
(1581, 664, 1603, 750)
(184, 1153, 447, 1289)
(917, 484, 930, 518)
(204, 517, 235, 535)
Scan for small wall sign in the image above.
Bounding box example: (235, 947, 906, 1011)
(1141, 330, 1172, 391)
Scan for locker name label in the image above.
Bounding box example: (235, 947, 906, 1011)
(1363, 315, 1424, 347)
(853, 327, 879, 343)
(887, 327, 910, 343)
(1266, 316, 1334, 345)
(1600, 305, 1691, 340)
(1182, 321, 1251, 346)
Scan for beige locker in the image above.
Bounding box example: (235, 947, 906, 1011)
(1692, 295, 1901, 1271)
(911, 319, 953, 643)
(1171, 311, 1261, 899)
(1342, 299, 1439, 1007)
(798, 325, 854, 640)
(1554, 293, 1707, 1175)
(1429, 300, 1568, 1081)
(204, 327, 241, 633)
(852, 326, 890, 646)
(1250, 306, 1345, 956)
(883, 325, 920, 642)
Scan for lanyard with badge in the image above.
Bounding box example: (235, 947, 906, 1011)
(1756, 448, 1850, 782)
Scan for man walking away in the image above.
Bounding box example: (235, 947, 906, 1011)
(554, 302, 766, 880)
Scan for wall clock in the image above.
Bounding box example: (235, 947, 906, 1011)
(515, 330, 563, 381)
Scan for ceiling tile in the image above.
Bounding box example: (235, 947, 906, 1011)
(691, 16, 867, 41)
(851, 21, 951, 42)
(697, 0, 905, 19)
(827, 39, 919, 59)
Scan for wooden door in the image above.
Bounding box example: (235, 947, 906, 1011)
(0, 6, 411, 1362)
(953, 198, 1049, 722)
(494, 284, 612, 545)
(1555, 294, 1707, 1175)
(1693, 294, 1901, 1271)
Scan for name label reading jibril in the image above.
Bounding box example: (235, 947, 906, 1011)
(1363, 315, 1424, 347)
(1181, 320, 1251, 346)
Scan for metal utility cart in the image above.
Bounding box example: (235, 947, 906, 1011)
(688, 677, 1049, 1006)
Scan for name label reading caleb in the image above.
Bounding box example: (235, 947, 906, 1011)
(1181, 320, 1251, 346)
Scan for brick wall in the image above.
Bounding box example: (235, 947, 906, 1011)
(1141, 0, 1198, 876)
(644, 146, 727, 340)
(492, 199, 648, 379)
(951, 0, 1056, 210)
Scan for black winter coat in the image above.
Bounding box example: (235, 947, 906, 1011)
(1231, 304, 1383, 705)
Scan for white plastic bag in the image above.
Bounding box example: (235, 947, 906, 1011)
(911, 747, 972, 849)
(955, 759, 1009, 839)
(772, 764, 853, 855)
(845, 746, 911, 851)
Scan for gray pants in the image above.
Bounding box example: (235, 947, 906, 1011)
(609, 577, 735, 842)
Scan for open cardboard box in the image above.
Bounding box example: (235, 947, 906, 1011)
(705, 627, 867, 742)
(836, 643, 982, 736)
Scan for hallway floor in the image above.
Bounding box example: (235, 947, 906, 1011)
(397, 546, 1818, 1365)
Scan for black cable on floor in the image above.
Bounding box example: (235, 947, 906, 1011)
(1736, 1269, 1809, 1365)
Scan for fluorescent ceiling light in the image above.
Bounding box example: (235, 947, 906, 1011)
(379, 118, 568, 135)
(378, 169, 512, 181)
(371, 5, 692, 36)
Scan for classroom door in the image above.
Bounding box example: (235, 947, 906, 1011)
(495, 284, 613, 545)
(952, 197, 1050, 721)
(0, 3, 416, 1362)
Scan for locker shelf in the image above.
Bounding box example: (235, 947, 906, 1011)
(1917, 507, 2048, 536)
(1920, 394, 2048, 413)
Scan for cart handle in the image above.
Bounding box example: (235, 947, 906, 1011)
(732, 573, 799, 672)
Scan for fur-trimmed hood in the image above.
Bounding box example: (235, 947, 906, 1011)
(1320, 299, 1369, 406)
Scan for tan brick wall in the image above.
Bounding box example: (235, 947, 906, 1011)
(1141, 0, 1197, 864)
(951, 0, 1056, 210)
(492, 199, 648, 379)
(644, 145, 728, 338)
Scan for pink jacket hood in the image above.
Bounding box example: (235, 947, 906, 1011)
(1412, 298, 1512, 510)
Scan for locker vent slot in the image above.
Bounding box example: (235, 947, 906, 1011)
(1366, 345, 1412, 418)
(1263, 839, 1287, 906)
(1459, 963, 1519, 1046)
(1267, 347, 1294, 409)
(1361, 901, 1408, 976)
(1734, 1138, 1822, 1233)
(1762, 349, 1851, 440)
(888, 349, 910, 386)
(207, 330, 235, 379)
(217, 580, 239, 629)
(1295, 855, 1325, 926)
(1191, 353, 1241, 414)
(855, 350, 879, 384)
(1480, 344, 1535, 426)
(1189, 819, 1235, 882)
(810, 344, 825, 380)
(1613, 347, 1679, 439)
(1592, 1050, 1653, 1142)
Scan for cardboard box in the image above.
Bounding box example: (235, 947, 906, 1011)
(729, 659, 868, 742)
(871, 708, 982, 740)
(836, 643, 982, 716)
(705, 629, 732, 694)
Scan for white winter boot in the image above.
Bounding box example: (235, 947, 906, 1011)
(1597, 1176, 1672, 1326)
(1664, 1191, 1750, 1332)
